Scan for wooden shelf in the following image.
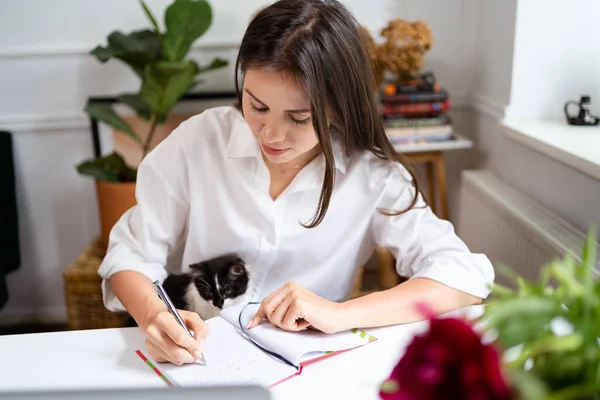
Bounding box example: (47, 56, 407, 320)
(393, 134, 473, 154)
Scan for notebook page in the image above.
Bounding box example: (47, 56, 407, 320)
(248, 322, 374, 365)
(144, 317, 298, 387)
(220, 303, 374, 366)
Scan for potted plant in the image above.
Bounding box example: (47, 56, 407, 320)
(379, 228, 599, 399)
(77, 0, 228, 249)
(481, 228, 599, 399)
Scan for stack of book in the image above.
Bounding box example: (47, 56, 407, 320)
(380, 71, 454, 145)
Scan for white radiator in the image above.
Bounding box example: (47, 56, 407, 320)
(457, 170, 599, 285)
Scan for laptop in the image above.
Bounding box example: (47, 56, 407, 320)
(0, 386, 271, 400)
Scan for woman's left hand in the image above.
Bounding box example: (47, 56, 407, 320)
(246, 282, 347, 334)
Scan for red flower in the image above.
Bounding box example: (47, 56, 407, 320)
(380, 305, 513, 400)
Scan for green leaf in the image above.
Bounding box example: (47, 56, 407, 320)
(490, 282, 516, 297)
(581, 226, 598, 317)
(506, 369, 549, 400)
(495, 314, 551, 348)
(163, 0, 212, 61)
(581, 226, 597, 275)
(596, 354, 600, 394)
(140, 0, 161, 34)
(528, 334, 584, 356)
(484, 296, 562, 328)
(198, 57, 228, 73)
(534, 351, 589, 392)
(517, 276, 546, 296)
(139, 0, 164, 61)
(508, 334, 584, 369)
(155, 113, 168, 124)
(140, 60, 199, 116)
(548, 381, 600, 400)
(550, 257, 585, 300)
(90, 29, 161, 77)
(84, 101, 142, 144)
(76, 152, 137, 182)
(88, 46, 114, 62)
(117, 93, 152, 120)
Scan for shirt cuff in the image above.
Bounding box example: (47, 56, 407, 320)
(408, 254, 494, 299)
(99, 258, 169, 312)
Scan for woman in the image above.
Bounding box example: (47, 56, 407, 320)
(99, 0, 494, 366)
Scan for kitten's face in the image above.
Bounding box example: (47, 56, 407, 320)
(189, 254, 249, 309)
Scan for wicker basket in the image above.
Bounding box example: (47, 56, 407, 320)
(63, 237, 129, 330)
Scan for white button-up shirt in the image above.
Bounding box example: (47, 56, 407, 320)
(99, 106, 494, 312)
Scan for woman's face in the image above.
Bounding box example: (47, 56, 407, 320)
(242, 68, 320, 166)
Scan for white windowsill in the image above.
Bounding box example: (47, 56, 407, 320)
(499, 118, 600, 181)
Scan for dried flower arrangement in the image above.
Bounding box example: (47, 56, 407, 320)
(359, 18, 433, 87)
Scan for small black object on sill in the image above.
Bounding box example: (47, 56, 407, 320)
(564, 95, 600, 126)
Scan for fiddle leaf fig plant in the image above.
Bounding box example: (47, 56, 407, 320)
(78, 0, 228, 182)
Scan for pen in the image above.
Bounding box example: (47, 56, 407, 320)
(152, 280, 207, 365)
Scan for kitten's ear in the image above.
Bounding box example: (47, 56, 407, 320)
(189, 261, 206, 273)
(228, 264, 246, 279)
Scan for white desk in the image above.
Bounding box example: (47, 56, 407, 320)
(0, 306, 483, 400)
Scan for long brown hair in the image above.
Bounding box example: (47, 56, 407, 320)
(235, 0, 422, 228)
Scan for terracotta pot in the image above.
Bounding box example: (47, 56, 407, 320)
(96, 180, 137, 249)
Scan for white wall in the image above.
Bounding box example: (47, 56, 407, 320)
(0, 0, 471, 324)
(506, 0, 600, 120)
(469, 0, 516, 117)
(438, 0, 518, 225)
(457, 0, 600, 247)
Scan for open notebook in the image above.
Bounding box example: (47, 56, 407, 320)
(136, 303, 376, 388)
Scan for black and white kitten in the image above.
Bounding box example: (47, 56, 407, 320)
(124, 253, 251, 327)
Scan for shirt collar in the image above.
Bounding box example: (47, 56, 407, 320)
(225, 112, 347, 175)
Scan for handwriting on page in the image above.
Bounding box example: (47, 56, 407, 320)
(149, 317, 299, 387)
(157, 351, 298, 387)
(157, 353, 258, 385)
(199, 354, 255, 384)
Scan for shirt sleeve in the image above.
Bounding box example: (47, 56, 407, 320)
(369, 163, 495, 299)
(97, 128, 190, 312)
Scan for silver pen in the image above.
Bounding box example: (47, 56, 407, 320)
(153, 280, 207, 365)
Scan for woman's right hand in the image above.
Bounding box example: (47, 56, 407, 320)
(143, 309, 209, 365)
